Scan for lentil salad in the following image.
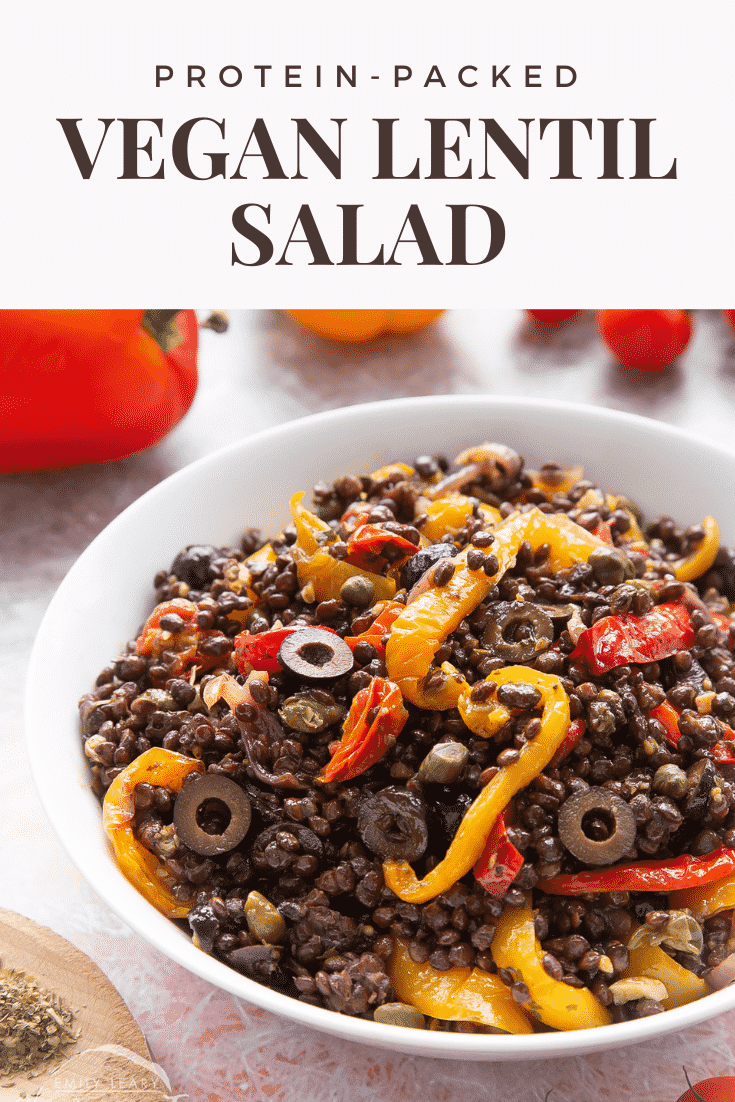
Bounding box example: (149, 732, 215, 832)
(80, 442, 735, 1033)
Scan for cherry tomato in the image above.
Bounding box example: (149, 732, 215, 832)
(676, 1076, 735, 1102)
(526, 310, 582, 323)
(598, 309, 693, 370)
(724, 310, 735, 334)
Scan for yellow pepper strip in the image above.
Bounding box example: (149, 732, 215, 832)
(673, 516, 720, 583)
(492, 894, 612, 1030)
(621, 926, 709, 1010)
(385, 506, 606, 711)
(289, 492, 395, 603)
(103, 747, 204, 919)
(669, 870, 735, 921)
(370, 461, 414, 482)
(383, 669, 569, 903)
(388, 939, 533, 1033)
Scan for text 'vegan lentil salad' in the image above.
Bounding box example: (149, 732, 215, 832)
(81, 442, 735, 1033)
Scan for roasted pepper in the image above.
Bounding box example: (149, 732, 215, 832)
(648, 700, 682, 745)
(473, 812, 523, 898)
(673, 517, 720, 582)
(549, 717, 587, 767)
(290, 492, 395, 603)
(386, 506, 607, 710)
(234, 624, 339, 675)
(136, 597, 219, 677)
(345, 523, 419, 571)
(383, 668, 570, 903)
(344, 600, 406, 659)
(622, 926, 709, 1009)
(388, 939, 533, 1033)
(670, 872, 735, 921)
(285, 309, 443, 343)
(103, 747, 204, 918)
(540, 846, 735, 896)
(492, 894, 612, 1030)
(319, 677, 408, 783)
(0, 309, 198, 471)
(420, 493, 478, 542)
(571, 602, 695, 675)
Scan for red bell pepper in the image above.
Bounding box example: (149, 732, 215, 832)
(345, 600, 406, 659)
(649, 700, 682, 746)
(473, 812, 523, 897)
(235, 624, 339, 674)
(540, 846, 735, 895)
(571, 602, 695, 675)
(346, 524, 419, 571)
(137, 597, 220, 677)
(340, 501, 373, 533)
(318, 677, 408, 783)
(590, 520, 615, 546)
(549, 718, 587, 767)
(0, 309, 198, 470)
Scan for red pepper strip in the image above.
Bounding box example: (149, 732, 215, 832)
(346, 524, 419, 571)
(712, 610, 732, 634)
(549, 717, 587, 767)
(473, 813, 523, 897)
(136, 598, 219, 676)
(571, 601, 695, 675)
(318, 677, 408, 783)
(340, 501, 373, 533)
(590, 520, 614, 546)
(235, 624, 340, 674)
(649, 701, 682, 746)
(540, 846, 735, 895)
(345, 601, 406, 659)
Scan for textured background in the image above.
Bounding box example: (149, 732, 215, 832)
(4, 310, 735, 1100)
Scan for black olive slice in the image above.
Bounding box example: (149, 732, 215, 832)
(483, 601, 554, 663)
(557, 787, 636, 866)
(173, 774, 252, 857)
(278, 628, 354, 679)
(357, 787, 428, 861)
(401, 544, 457, 591)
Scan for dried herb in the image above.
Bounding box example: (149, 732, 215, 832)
(0, 967, 80, 1080)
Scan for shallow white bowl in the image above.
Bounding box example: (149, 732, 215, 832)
(26, 395, 735, 1060)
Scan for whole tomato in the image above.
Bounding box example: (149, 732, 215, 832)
(723, 310, 735, 334)
(598, 309, 693, 370)
(676, 1076, 735, 1102)
(526, 310, 582, 323)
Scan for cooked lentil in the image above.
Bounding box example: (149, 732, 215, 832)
(81, 443, 735, 1031)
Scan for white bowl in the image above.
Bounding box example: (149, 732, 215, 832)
(26, 395, 735, 1061)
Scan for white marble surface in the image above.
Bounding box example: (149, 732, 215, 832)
(4, 309, 735, 1101)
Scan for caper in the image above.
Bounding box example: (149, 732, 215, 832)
(373, 1002, 426, 1029)
(245, 891, 287, 943)
(483, 601, 554, 663)
(278, 627, 354, 679)
(173, 774, 252, 857)
(417, 742, 469, 785)
(340, 575, 376, 607)
(135, 688, 177, 712)
(652, 764, 688, 800)
(587, 546, 635, 587)
(557, 786, 636, 866)
(279, 693, 344, 733)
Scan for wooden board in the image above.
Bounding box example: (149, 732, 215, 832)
(0, 909, 174, 1101)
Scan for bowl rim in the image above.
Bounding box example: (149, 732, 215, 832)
(25, 394, 735, 1060)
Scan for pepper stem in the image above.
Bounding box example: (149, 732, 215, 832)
(142, 310, 183, 353)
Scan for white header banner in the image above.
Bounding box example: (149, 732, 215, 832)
(2, 0, 733, 306)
